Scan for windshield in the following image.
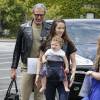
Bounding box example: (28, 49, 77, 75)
(66, 21, 100, 44)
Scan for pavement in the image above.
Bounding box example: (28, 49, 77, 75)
(0, 38, 16, 42)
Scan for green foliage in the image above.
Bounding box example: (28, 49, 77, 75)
(46, 4, 62, 20)
(59, 0, 83, 18)
(0, 0, 25, 35)
(0, 0, 100, 36)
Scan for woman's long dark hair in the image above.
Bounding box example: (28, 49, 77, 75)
(40, 19, 75, 52)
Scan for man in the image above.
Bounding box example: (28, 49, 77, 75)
(11, 3, 50, 100)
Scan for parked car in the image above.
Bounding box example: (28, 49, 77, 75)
(65, 19, 100, 100)
(47, 19, 100, 100)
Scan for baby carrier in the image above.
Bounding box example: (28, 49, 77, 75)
(46, 54, 66, 81)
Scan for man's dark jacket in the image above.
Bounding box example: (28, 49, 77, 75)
(11, 20, 51, 69)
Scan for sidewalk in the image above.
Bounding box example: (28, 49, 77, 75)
(0, 38, 16, 42)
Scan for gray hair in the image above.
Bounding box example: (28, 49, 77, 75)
(32, 3, 47, 13)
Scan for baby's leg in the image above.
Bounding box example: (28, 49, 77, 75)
(63, 79, 70, 92)
(39, 76, 46, 93)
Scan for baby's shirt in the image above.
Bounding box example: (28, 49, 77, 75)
(44, 49, 65, 62)
(45, 48, 65, 57)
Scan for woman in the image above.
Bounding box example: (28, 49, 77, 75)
(37, 19, 77, 100)
(82, 37, 100, 100)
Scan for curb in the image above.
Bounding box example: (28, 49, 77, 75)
(0, 39, 16, 42)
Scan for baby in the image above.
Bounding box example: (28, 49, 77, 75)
(39, 35, 70, 92)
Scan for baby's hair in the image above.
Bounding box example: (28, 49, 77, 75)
(51, 35, 64, 46)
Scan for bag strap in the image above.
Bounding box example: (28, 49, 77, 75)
(6, 79, 13, 96)
(14, 79, 18, 93)
(6, 79, 18, 96)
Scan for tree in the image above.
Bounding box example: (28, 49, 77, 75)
(0, 0, 100, 36)
(0, 0, 25, 35)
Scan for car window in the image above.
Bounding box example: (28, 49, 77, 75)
(66, 21, 100, 44)
(65, 20, 100, 61)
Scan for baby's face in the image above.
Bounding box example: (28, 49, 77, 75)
(51, 41, 61, 51)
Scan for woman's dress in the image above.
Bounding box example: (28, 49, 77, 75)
(82, 77, 100, 100)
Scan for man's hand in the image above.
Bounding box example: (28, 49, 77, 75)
(35, 75, 41, 89)
(11, 68, 16, 79)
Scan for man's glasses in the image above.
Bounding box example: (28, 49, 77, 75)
(34, 14, 45, 17)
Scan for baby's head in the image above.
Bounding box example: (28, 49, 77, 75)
(51, 35, 64, 51)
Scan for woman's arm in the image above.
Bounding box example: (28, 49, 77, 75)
(70, 52, 76, 78)
(69, 52, 76, 87)
(86, 71, 100, 80)
(63, 56, 69, 72)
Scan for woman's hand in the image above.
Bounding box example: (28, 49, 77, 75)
(86, 71, 93, 76)
(69, 74, 75, 88)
